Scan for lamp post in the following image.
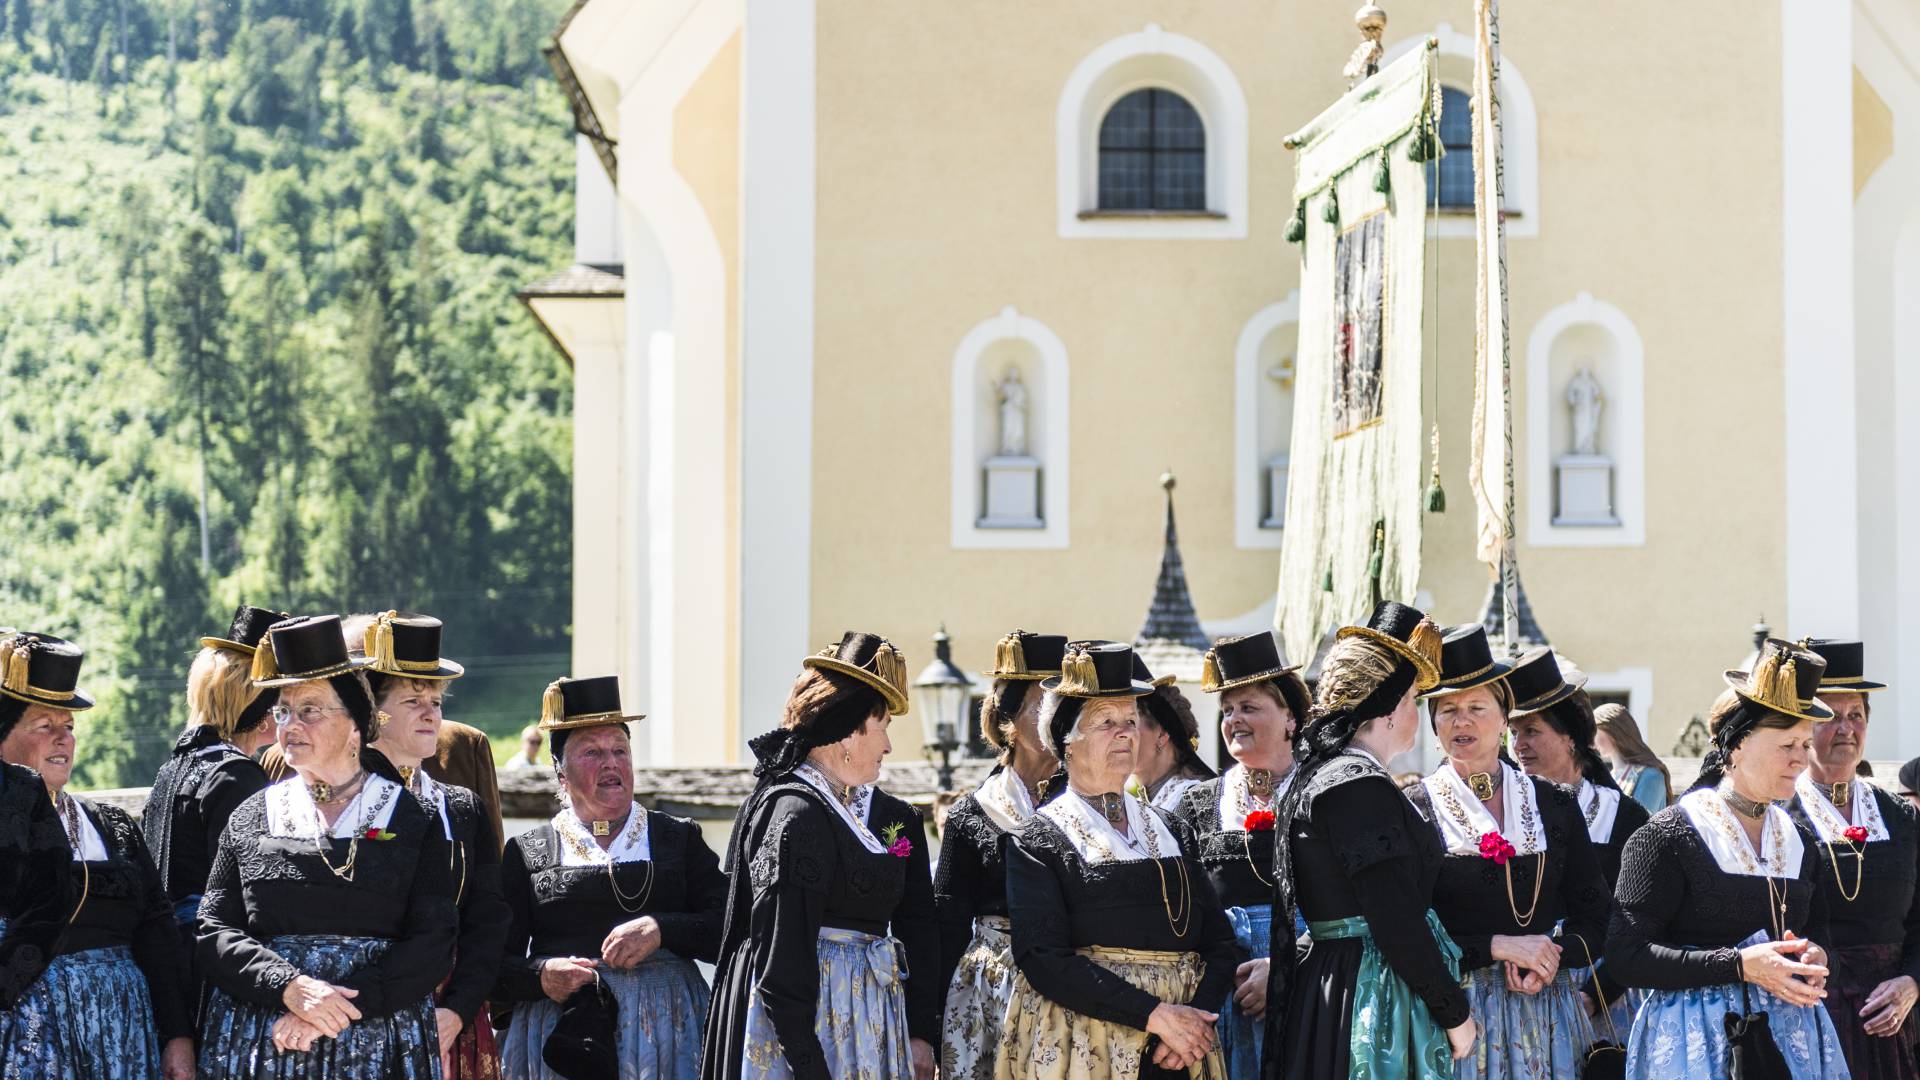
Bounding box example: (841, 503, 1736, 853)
(913, 625, 974, 791)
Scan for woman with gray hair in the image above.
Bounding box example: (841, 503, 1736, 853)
(996, 641, 1235, 1079)
(496, 675, 726, 1080)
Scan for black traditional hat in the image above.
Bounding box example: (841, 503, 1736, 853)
(803, 632, 910, 715)
(986, 630, 1069, 681)
(1504, 647, 1587, 716)
(1421, 624, 1515, 699)
(1724, 639, 1834, 722)
(1335, 601, 1443, 690)
(1200, 631, 1297, 694)
(0, 632, 94, 711)
(251, 615, 373, 688)
(1043, 642, 1156, 698)
(362, 610, 465, 681)
(538, 675, 644, 733)
(1803, 639, 1887, 694)
(200, 605, 292, 656)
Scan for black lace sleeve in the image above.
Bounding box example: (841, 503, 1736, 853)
(199, 759, 269, 873)
(747, 794, 836, 1080)
(1604, 815, 1742, 990)
(1896, 797, 1920, 984)
(1320, 778, 1471, 1029)
(440, 790, 511, 1025)
(653, 815, 727, 964)
(0, 768, 71, 1010)
(1004, 820, 1162, 1031)
(932, 798, 985, 996)
(886, 802, 941, 1043)
(197, 801, 301, 1009)
(493, 833, 545, 1005)
(335, 800, 458, 1018)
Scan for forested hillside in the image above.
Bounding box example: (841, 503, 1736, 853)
(0, 0, 577, 785)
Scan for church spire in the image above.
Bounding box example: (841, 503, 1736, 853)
(1135, 472, 1211, 655)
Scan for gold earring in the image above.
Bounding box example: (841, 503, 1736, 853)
(376, 710, 392, 728)
(843, 746, 852, 766)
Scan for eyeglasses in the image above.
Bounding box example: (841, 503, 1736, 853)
(271, 704, 350, 727)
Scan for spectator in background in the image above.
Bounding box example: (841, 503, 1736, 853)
(1900, 758, 1920, 813)
(1594, 704, 1672, 813)
(503, 724, 544, 771)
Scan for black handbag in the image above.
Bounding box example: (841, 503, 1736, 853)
(542, 974, 620, 1080)
(1724, 981, 1791, 1080)
(1570, 936, 1625, 1080)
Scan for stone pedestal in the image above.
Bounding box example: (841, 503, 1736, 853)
(1261, 455, 1290, 528)
(1554, 454, 1619, 525)
(979, 456, 1043, 528)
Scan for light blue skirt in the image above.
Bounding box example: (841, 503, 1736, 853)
(1454, 963, 1588, 1079)
(1219, 905, 1271, 1080)
(198, 934, 441, 1079)
(498, 951, 708, 1080)
(0, 934, 161, 1080)
(742, 927, 912, 1079)
(1625, 933, 1850, 1080)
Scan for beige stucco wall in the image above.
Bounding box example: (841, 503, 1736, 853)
(807, 0, 1787, 756)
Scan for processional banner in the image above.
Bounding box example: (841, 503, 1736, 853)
(1275, 43, 1441, 669)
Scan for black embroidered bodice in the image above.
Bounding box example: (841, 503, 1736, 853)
(1786, 786, 1920, 982)
(932, 791, 1015, 990)
(140, 725, 269, 904)
(1172, 778, 1278, 910)
(63, 799, 194, 1040)
(424, 782, 512, 1025)
(0, 762, 71, 1010)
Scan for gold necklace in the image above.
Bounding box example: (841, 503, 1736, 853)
(1248, 769, 1274, 799)
(1830, 780, 1852, 810)
(397, 765, 416, 787)
(1467, 771, 1497, 802)
(1766, 875, 1788, 941)
(559, 808, 655, 913)
(1078, 790, 1127, 830)
(310, 769, 367, 807)
(1504, 853, 1547, 928)
(1137, 807, 1192, 938)
(313, 782, 397, 883)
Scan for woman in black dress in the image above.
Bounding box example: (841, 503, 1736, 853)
(995, 641, 1236, 1080)
(1262, 601, 1475, 1079)
(702, 632, 939, 1080)
(141, 605, 285, 1025)
(0, 631, 194, 1080)
(498, 674, 727, 1080)
(1784, 639, 1920, 1078)
(1172, 631, 1310, 1080)
(1608, 638, 1847, 1079)
(0, 751, 71, 1024)
(359, 611, 512, 1080)
(936, 629, 1066, 1080)
(197, 614, 456, 1079)
(1411, 633, 1610, 1079)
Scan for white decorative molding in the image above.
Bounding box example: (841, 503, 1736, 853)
(1384, 23, 1539, 238)
(1584, 666, 1654, 727)
(1525, 292, 1646, 547)
(1234, 292, 1300, 549)
(1056, 24, 1249, 239)
(951, 307, 1070, 548)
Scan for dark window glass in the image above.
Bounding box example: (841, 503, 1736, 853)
(1425, 85, 1476, 209)
(1097, 88, 1207, 211)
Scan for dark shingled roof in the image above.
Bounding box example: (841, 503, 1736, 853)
(517, 263, 625, 300)
(1135, 473, 1210, 656)
(1476, 566, 1548, 655)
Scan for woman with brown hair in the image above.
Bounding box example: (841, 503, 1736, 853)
(935, 630, 1066, 1080)
(701, 632, 939, 1080)
(1262, 602, 1475, 1079)
(1595, 704, 1671, 814)
(1608, 639, 1847, 1078)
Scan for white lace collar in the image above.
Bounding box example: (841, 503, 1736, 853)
(408, 769, 453, 840)
(794, 762, 887, 854)
(975, 767, 1037, 834)
(265, 774, 403, 840)
(1149, 775, 1205, 812)
(1793, 772, 1889, 844)
(1679, 787, 1804, 878)
(1576, 781, 1622, 845)
(1422, 761, 1545, 857)
(1217, 764, 1294, 832)
(1040, 789, 1181, 864)
(552, 803, 651, 865)
(57, 795, 108, 862)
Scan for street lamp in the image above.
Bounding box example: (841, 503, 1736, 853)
(913, 625, 974, 791)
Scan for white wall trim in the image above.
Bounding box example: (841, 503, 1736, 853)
(740, 0, 816, 756)
(1056, 24, 1248, 240)
(1524, 292, 1647, 547)
(1584, 666, 1655, 727)
(1780, 0, 1860, 642)
(1385, 23, 1539, 239)
(1234, 292, 1299, 549)
(951, 306, 1070, 548)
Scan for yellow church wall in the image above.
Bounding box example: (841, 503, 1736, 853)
(808, 0, 1786, 753)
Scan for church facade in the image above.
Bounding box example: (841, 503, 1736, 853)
(520, 0, 1920, 767)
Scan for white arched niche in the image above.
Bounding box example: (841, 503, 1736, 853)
(1056, 24, 1248, 239)
(1526, 292, 1645, 547)
(951, 306, 1070, 548)
(1384, 23, 1539, 238)
(1234, 292, 1301, 549)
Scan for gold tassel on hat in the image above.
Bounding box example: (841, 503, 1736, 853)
(250, 634, 281, 682)
(1409, 617, 1444, 671)
(1059, 646, 1099, 696)
(873, 642, 908, 698)
(540, 679, 567, 727)
(995, 631, 1027, 677)
(1751, 650, 1800, 712)
(365, 610, 399, 672)
(1200, 651, 1223, 693)
(1, 636, 30, 696)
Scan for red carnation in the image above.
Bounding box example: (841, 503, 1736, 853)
(1844, 826, 1869, 844)
(1244, 810, 1277, 833)
(1478, 830, 1516, 866)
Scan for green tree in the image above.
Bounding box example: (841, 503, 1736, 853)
(157, 221, 231, 572)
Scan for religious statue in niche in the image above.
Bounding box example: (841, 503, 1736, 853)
(995, 365, 1029, 458)
(1331, 213, 1387, 436)
(1566, 366, 1604, 456)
